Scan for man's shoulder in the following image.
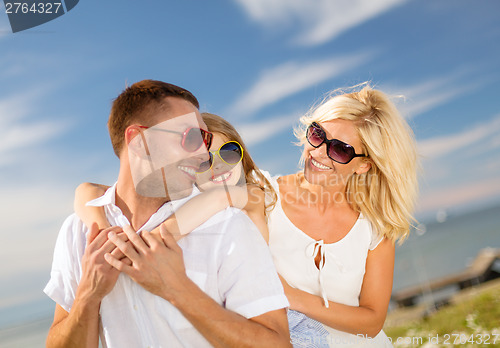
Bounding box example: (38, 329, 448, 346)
(190, 207, 263, 244)
(60, 212, 87, 230)
(199, 207, 256, 232)
(56, 213, 88, 247)
(216, 208, 268, 246)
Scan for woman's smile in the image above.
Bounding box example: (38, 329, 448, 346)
(309, 156, 332, 171)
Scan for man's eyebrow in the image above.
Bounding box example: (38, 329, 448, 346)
(154, 121, 202, 130)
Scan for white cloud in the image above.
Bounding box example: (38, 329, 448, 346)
(386, 72, 488, 119)
(0, 91, 72, 165)
(0, 92, 34, 125)
(0, 182, 74, 329)
(226, 52, 373, 119)
(417, 176, 500, 214)
(416, 115, 500, 214)
(417, 114, 500, 159)
(490, 133, 500, 149)
(234, 112, 301, 146)
(234, 0, 406, 46)
(484, 153, 500, 172)
(0, 183, 74, 279)
(0, 121, 69, 157)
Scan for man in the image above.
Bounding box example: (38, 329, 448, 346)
(44, 80, 291, 347)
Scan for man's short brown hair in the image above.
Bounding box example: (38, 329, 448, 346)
(108, 80, 199, 157)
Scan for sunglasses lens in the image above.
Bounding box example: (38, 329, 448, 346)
(183, 128, 206, 152)
(220, 142, 243, 164)
(197, 152, 213, 173)
(204, 131, 213, 150)
(328, 141, 354, 164)
(307, 124, 324, 147)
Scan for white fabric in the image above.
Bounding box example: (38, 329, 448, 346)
(262, 171, 391, 347)
(44, 183, 289, 348)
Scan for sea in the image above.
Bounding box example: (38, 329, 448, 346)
(1, 203, 499, 347)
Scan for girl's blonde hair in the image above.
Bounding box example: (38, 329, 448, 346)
(202, 112, 277, 216)
(294, 84, 418, 243)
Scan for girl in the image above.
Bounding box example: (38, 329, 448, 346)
(75, 112, 276, 242)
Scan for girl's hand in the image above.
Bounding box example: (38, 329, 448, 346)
(151, 216, 183, 242)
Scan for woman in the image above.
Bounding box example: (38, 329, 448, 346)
(264, 85, 418, 346)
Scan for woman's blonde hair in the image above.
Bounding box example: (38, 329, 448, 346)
(294, 84, 418, 243)
(201, 112, 277, 216)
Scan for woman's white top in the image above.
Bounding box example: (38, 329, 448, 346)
(263, 171, 392, 347)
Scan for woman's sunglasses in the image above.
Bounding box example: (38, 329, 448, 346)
(306, 122, 367, 164)
(137, 125, 213, 152)
(196, 141, 243, 173)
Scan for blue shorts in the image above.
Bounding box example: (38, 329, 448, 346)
(288, 309, 331, 348)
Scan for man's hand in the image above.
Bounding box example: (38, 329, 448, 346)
(104, 225, 190, 302)
(77, 224, 131, 302)
(46, 224, 132, 348)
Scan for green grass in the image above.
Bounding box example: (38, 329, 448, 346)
(385, 284, 500, 347)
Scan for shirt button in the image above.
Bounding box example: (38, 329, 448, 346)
(133, 305, 138, 310)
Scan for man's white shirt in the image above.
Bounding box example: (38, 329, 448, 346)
(44, 184, 289, 348)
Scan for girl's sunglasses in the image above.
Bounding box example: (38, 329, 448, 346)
(196, 141, 243, 173)
(138, 125, 213, 152)
(306, 122, 367, 164)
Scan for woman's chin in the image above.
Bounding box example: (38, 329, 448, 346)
(303, 166, 330, 186)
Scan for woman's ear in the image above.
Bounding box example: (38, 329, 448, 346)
(355, 160, 372, 175)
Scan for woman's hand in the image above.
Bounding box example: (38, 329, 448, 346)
(278, 275, 301, 311)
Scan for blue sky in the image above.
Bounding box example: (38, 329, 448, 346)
(1, 0, 500, 327)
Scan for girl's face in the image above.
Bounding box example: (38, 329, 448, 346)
(195, 133, 244, 191)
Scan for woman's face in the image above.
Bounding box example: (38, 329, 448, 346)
(195, 133, 244, 191)
(302, 119, 370, 187)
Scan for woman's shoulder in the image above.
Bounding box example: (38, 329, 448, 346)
(357, 214, 385, 250)
(247, 183, 265, 200)
(276, 173, 301, 186)
(255, 169, 281, 189)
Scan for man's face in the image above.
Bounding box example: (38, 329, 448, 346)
(128, 97, 210, 200)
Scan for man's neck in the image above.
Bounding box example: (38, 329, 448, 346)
(115, 177, 169, 231)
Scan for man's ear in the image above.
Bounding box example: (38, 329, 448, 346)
(355, 160, 372, 175)
(126, 126, 149, 157)
(125, 125, 141, 145)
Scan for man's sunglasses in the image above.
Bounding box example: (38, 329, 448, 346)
(196, 141, 243, 173)
(306, 122, 367, 164)
(137, 125, 213, 152)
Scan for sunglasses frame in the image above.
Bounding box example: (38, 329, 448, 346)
(137, 125, 213, 152)
(306, 122, 367, 164)
(196, 140, 244, 174)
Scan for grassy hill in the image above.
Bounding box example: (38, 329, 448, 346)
(384, 279, 500, 347)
